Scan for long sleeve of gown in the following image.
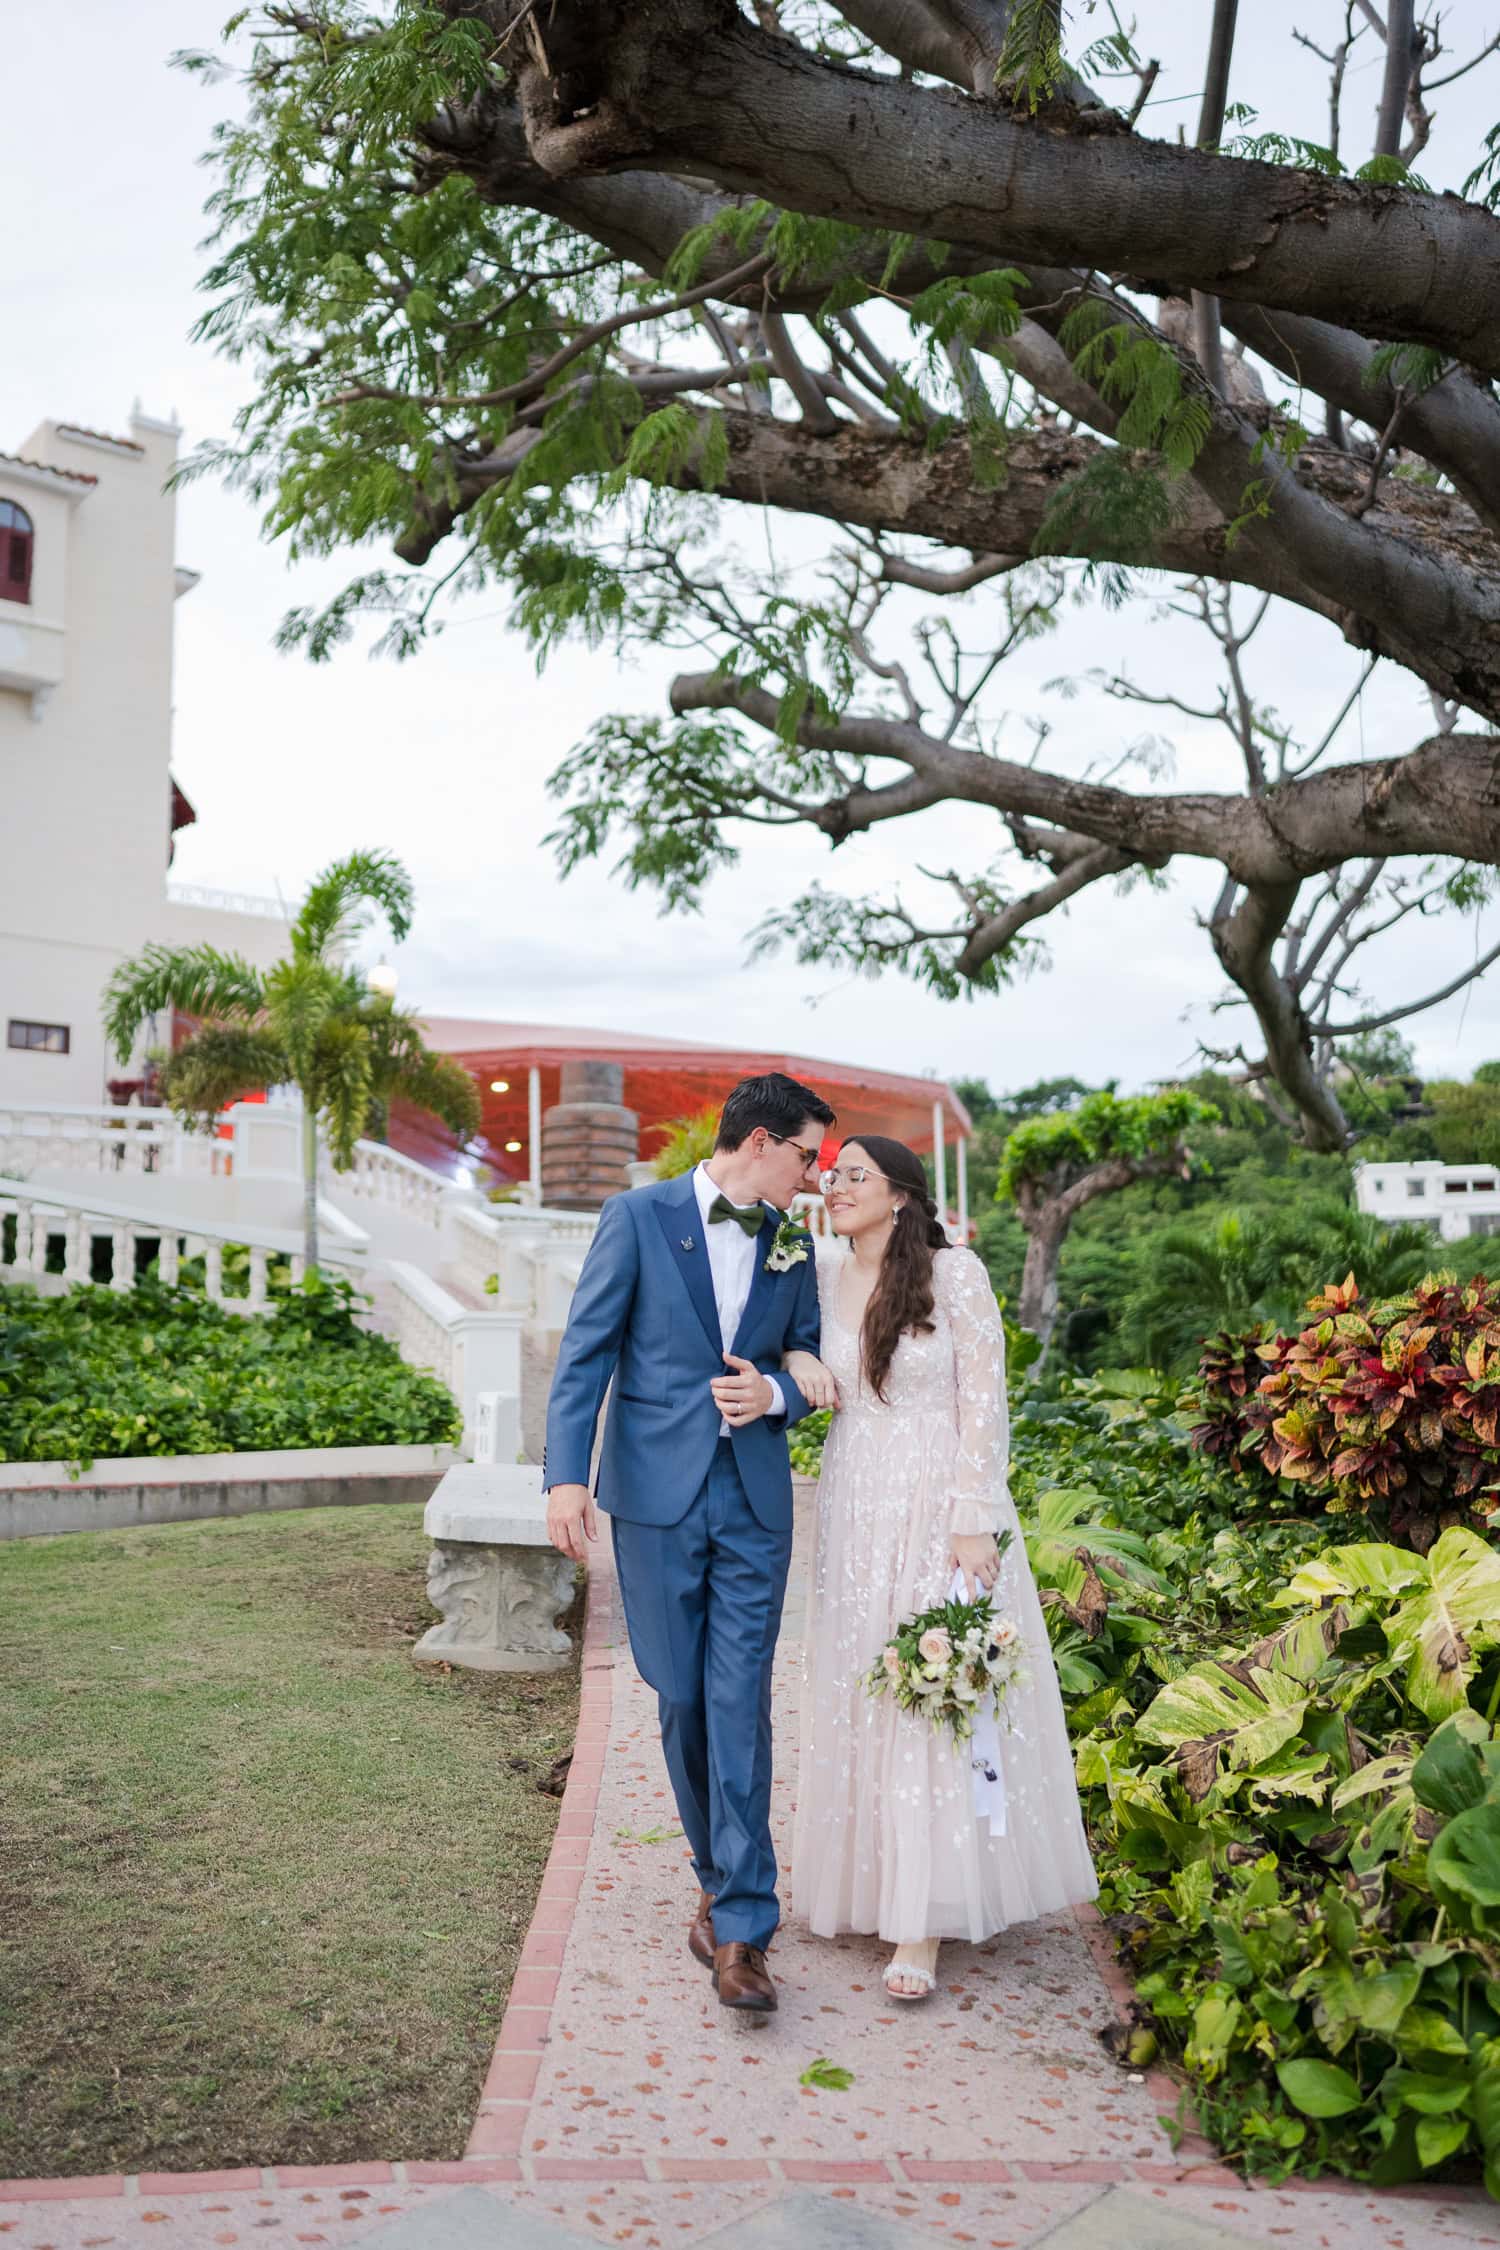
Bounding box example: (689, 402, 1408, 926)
(943, 1249, 1009, 1538)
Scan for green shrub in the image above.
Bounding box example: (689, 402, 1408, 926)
(784, 1317, 1500, 2192)
(1190, 1270, 1500, 1549)
(0, 1272, 461, 1465)
(1080, 1529, 1500, 2190)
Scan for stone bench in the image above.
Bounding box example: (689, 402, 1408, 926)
(412, 1463, 576, 1674)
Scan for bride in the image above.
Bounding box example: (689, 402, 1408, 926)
(784, 1135, 1097, 2000)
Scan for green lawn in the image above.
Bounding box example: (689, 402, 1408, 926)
(0, 1503, 578, 2177)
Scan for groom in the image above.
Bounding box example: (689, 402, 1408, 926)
(543, 1072, 834, 2013)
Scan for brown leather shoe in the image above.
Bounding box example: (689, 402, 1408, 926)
(688, 1890, 717, 1970)
(713, 1940, 777, 2012)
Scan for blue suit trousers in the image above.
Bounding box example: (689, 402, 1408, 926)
(610, 1438, 793, 1952)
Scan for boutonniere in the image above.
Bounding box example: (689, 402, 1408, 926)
(764, 1214, 811, 1274)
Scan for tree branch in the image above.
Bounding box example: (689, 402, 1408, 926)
(491, 0, 1500, 377)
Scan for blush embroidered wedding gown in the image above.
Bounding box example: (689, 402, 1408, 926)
(791, 1245, 1098, 1943)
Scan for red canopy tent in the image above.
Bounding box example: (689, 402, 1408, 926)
(394, 1017, 973, 1203)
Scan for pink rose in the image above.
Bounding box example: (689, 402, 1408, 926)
(917, 1626, 952, 1666)
(881, 1645, 903, 1679)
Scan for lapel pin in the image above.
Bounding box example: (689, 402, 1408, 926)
(681, 1235, 695, 1251)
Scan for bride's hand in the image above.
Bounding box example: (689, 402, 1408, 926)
(952, 1533, 1001, 1600)
(782, 1349, 839, 1411)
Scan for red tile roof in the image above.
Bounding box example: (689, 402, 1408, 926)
(54, 423, 144, 453)
(0, 449, 98, 487)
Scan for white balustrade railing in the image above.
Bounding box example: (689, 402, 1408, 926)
(385, 1260, 524, 1455)
(333, 1137, 457, 1226)
(442, 1197, 596, 1325)
(165, 881, 292, 921)
(0, 1174, 364, 1312)
(0, 1103, 231, 1182)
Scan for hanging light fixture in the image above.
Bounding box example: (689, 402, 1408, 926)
(489, 1078, 510, 1093)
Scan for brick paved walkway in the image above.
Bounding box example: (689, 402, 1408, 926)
(4, 1489, 1498, 2248)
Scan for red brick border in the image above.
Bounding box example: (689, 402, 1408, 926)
(1, 1547, 1493, 2216)
(461, 1549, 619, 2164)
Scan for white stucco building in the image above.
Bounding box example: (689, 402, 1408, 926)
(0, 408, 291, 1105)
(1354, 1160, 1500, 1241)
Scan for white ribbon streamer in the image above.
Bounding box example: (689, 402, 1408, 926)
(948, 1568, 1008, 1837)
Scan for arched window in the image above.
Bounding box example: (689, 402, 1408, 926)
(0, 500, 34, 605)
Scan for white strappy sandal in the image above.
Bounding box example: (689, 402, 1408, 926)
(882, 1943, 939, 2001)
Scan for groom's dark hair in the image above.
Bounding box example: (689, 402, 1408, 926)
(716, 1073, 836, 1151)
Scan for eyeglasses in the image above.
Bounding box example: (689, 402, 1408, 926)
(819, 1165, 891, 1189)
(766, 1130, 823, 1172)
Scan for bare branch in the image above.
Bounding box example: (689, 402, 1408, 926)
(1315, 932, 1500, 1037)
(759, 307, 842, 431)
(1374, 0, 1418, 160)
(331, 249, 774, 412)
(1191, 0, 1240, 397)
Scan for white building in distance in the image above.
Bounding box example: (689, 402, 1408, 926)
(1354, 1160, 1500, 1242)
(1, 408, 291, 1106)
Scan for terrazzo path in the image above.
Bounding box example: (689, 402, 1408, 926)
(5, 1486, 1499, 2249)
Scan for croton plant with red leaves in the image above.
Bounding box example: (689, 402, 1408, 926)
(1189, 1272, 1500, 1550)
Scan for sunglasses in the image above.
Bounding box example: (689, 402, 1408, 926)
(766, 1130, 824, 1172)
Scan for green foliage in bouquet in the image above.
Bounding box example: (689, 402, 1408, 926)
(1189, 1271, 1500, 1550)
(0, 1273, 461, 1465)
(865, 1530, 1022, 1742)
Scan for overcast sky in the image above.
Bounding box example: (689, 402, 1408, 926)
(6, 2, 1500, 1101)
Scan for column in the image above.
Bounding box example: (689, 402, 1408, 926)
(529, 1066, 543, 1203)
(956, 1132, 969, 1240)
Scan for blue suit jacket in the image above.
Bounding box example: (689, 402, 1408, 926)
(542, 1172, 822, 1530)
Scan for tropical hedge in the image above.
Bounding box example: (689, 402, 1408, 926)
(791, 1316, 1500, 2194)
(1019, 1367, 1500, 2195)
(0, 1274, 460, 1464)
(1192, 1272, 1500, 1550)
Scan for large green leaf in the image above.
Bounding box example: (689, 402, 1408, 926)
(1416, 2113, 1472, 2167)
(1428, 1799, 1500, 1923)
(1411, 1711, 1497, 1820)
(1309, 1959, 1423, 2054)
(1473, 2056, 1500, 2160)
(1024, 1487, 1169, 1591)
(1385, 1529, 1500, 1724)
(1273, 1543, 1425, 1610)
(1136, 1661, 1310, 1801)
(1276, 2057, 1365, 2117)
(1332, 1750, 1416, 1814)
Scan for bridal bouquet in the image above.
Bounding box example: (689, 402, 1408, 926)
(865, 1529, 1025, 1745)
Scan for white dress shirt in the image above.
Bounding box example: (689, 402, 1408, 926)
(694, 1161, 787, 1429)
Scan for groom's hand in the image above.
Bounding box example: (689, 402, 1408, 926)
(711, 1352, 775, 1427)
(546, 1483, 598, 1562)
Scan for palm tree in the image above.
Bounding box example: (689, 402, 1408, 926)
(103, 851, 480, 1271)
(1116, 1211, 1284, 1373)
(1118, 1200, 1440, 1373)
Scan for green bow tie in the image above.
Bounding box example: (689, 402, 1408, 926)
(708, 1193, 765, 1238)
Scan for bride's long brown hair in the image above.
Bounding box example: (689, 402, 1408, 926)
(842, 1134, 950, 1402)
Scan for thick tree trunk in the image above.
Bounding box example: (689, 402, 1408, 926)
(1014, 1149, 1186, 1363)
(1210, 884, 1353, 1151)
(406, 408, 1500, 722)
(301, 1101, 320, 1275)
(488, 0, 1500, 375)
(672, 666, 1500, 881)
(1018, 1209, 1068, 1361)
